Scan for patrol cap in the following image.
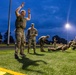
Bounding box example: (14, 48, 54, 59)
(31, 23, 34, 27)
(20, 9, 26, 13)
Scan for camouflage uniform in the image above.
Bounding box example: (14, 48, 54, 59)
(39, 35, 49, 52)
(48, 44, 70, 52)
(71, 40, 76, 50)
(53, 38, 57, 48)
(48, 39, 76, 52)
(15, 15, 26, 56)
(27, 25, 38, 53)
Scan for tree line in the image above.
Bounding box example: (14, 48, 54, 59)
(0, 30, 14, 44)
(0, 30, 67, 44)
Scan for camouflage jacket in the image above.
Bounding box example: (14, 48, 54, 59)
(15, 16, 27, 32)
(27, 27, 38, 39)
(39, 36, 47, 41)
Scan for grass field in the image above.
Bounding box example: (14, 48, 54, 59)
(0, 47, 76, 75)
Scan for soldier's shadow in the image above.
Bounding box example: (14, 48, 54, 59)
(16, 56, 47, 74)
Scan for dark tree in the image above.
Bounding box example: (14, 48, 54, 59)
(10, 35, 14, 43)
(0, 32, 2, 43)
(3, 30, 8, 43)
(3, 30, 14, 44)
(60, 38, 67, 44)
(52, 35, 67, 44)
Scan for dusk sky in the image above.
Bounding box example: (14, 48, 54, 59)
(0, 0, 76, 41)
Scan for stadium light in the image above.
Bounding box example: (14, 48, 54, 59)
(65, 23, 71, 29)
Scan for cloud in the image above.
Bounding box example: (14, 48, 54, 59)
(43, 6, 59, 14)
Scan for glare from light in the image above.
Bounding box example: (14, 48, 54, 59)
(65, 23, 71, 29)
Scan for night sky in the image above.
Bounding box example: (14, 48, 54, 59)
(0, 0, 76, 41)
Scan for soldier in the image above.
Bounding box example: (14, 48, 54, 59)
(61, 44, 70, 51)
(27, 23, 38, 54)
(48, 43, 70, 52)
(53, 37, 57, 48)
(15, 2, 31, 59)
(48, 39, 74, 52)
(39, 35, 50, 52)
(71, 40, 76, 50)
(48, 44, 68, 52)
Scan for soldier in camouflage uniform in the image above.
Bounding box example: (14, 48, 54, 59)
(48, 40, 74, 52)
(39, 35, 50, 52)
(70, 40, 76, 50)
(27, 23, 38, 54)
(53, 37, 57, 48)
(48, 44, 70, 52)
(15, 2, 31, 59)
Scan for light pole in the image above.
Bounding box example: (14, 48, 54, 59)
(7, 0, 12, 45)
(65, 23, 71, 44)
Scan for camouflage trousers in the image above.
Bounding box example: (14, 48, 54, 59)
(28, 38, 36, 53)
(39, 40, 45, 51)
(53, 42, 56, 48)
(15, 31, 25, 55)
